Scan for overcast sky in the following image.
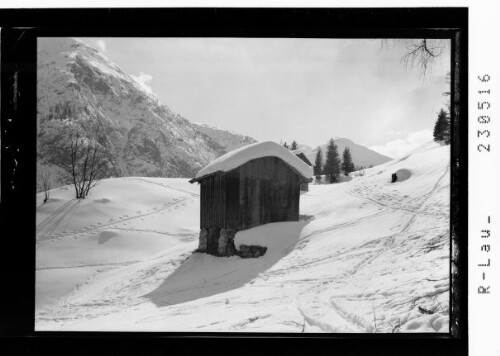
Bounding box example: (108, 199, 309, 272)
(82, 37, 450, 158)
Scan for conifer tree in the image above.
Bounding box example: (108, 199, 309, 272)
(341, 147, 355, 176)
(324, 138, 341, 183)
(291, 140, 298, 150)
(283, 142, 289, 149)
(313, 148, 323, 180)
(433, 109, 450, 144)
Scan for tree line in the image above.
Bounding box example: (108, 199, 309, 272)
(282, 140, 299, 151)
(314, 139, 355, 183)
(282, 138, 356, 183)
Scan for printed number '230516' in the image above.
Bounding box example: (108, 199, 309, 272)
(477, 74, 491, 153)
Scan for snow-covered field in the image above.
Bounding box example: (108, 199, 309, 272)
(35, 142, 450, 333)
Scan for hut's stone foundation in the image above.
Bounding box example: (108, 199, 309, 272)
(197, 228, 267, 258)
(198, 228, 208, 252)
(218, 229, 237, 256)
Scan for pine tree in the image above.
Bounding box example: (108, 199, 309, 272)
(341, 147, 355, 176)
(433, 109, 450, 144)
(324, 138, 341, 183)
(313, 148, 323, 180)
(443, 112, 451, 144)
(283, 142, 289, 149)
(291, 140, 298, 150)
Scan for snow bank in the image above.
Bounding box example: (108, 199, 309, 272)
(194, 141, 313, 180)
(234, 221, 306, 251)
(394, 168, 412, 182)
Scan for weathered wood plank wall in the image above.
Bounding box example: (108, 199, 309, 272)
(200, 156, 302, 232)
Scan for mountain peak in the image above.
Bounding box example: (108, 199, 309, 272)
(37, 38, 257, 189)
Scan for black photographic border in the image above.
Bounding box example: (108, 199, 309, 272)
(0, 7, 468, 356)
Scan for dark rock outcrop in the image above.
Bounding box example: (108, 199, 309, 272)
(237, 245, 268, 258)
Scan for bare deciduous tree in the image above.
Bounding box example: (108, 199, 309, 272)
(400, 39, 447, 77)
(68, 131, 105, 199)
(39, 165, 53, 203)
(382, 39, 449, 77)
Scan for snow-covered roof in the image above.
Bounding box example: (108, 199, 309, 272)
(192, 141, 314, 181)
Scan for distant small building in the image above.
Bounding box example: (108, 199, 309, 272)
(189, 141, 313, 257)
(294, 152, 312, 191)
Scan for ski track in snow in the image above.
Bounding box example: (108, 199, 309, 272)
(36, 195, 196, 244)
(348, 165, 450, 221)
(37, 260, 140, 271)
(123, 177, 200, 197)
(37, 250, 193, 326)
(36, 199, 82, 240)
(399, 164, 450, 234)
(293, 163, 450, 333)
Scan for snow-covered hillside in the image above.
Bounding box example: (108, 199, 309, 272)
(36, 142, 449, 332)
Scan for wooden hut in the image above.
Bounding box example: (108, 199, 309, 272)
(189, 141, 313, 257)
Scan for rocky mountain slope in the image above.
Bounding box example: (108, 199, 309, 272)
(37, 38, 253, 189)
(191, 123, 256, 153)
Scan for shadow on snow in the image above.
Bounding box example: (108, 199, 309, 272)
(143, 220, 309, 307)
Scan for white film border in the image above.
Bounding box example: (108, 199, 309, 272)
(2, 0, 499, 352)
(469, 1, 500, 356)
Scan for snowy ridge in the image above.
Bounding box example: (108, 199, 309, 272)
(194, 122, 241, 136)
(191, 122, 256, 153)
(194, 141, 314, 180)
